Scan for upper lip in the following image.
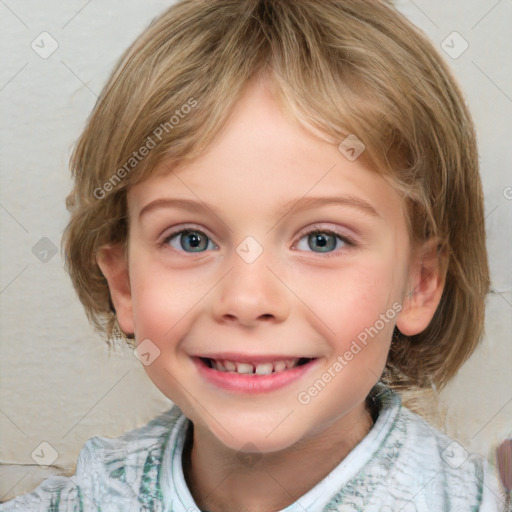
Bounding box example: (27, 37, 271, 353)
(193, 353, 316, 364)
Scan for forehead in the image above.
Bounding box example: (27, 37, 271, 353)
(128, 77, 406, 230)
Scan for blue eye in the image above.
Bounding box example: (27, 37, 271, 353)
(164, 229, 217, 253)
(295, 230, 350, 253)
(162, 227, 352, 255)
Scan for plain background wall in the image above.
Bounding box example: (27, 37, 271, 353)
(1, 0, 511, 502)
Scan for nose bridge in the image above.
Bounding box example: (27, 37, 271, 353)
(212, 238, 290, 326)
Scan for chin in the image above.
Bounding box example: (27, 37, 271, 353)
(205, 414, 307, 455)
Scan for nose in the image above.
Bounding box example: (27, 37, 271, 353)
(211, 248, 291, 328)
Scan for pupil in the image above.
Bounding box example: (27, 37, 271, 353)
(189, 234, 200, 247)
(316, 234, 327, 247)
(310, 232, 335, 252)
(183, 231, 205, 251)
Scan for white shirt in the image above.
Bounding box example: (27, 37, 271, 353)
(0, 383, 503, 511)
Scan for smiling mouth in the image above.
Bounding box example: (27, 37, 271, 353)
(199, 357, 314, 375)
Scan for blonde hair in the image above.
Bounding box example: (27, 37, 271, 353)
(62, 0, 489, 393)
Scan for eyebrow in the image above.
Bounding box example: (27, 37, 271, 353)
(138, 195, 381, 221)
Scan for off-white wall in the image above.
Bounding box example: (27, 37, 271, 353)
(1, 0, 511, 501)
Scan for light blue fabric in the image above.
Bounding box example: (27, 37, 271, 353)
(0, 384, 503, 511)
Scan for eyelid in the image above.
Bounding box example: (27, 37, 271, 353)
(294, 223, 357, 245)
(160, 223, 358, 254)
(161, 224, 219, 249)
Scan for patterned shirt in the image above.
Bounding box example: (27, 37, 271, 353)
(0, 383, 503, 511)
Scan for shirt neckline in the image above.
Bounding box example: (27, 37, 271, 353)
(159, 382, 401, 512)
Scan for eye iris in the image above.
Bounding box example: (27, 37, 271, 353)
(309, 232, 336, 252)
(181, 230, 207, 252)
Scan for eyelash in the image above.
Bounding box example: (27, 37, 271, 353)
(159, 224, 356, 257)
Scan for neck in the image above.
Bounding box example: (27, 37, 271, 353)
(182, 399, 376, 512)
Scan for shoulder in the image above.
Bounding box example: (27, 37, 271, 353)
(75, 405, 184, 506)
(325, 384, 502, 511)
(396, 406, 495, 502)
(0, 406, 185, 512)
(76, 405, 182, 481)
(371, 385, 502, 511)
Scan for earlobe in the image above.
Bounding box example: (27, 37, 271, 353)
(396, 239, 446, 336)
(96, 243, 134, 336)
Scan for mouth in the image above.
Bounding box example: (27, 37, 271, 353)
(199, 357, 314, 375)
(192, 355, 319, 394)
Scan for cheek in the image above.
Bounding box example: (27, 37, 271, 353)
(297, 256, 402, 355)
(127, 256, 207, 403)
(128, 255, 212, 342)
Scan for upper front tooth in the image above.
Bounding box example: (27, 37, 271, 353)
(255, 363, 274, 375)
(236, 362, 254, 374)
(212, 359, 300, 374)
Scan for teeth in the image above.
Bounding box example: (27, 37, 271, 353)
(208, 358, 304, 374)
(215, 360, 227, 371)
(274, 361, 286, 372)
(236, 362, 254, 374)
(224, 360, 236, 371)
(255, 363, 273, 375)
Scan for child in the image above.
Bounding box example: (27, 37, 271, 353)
(0, 0, 503, 510)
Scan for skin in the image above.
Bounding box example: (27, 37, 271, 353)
(98, 76, 445, 512)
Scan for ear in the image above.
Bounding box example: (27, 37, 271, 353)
(396, 239, 446, 336)
(96, 243, 134, 336)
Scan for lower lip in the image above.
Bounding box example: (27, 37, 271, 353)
(193, 357, 319, 394)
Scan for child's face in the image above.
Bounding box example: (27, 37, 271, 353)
(109, 78, 431, 454)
